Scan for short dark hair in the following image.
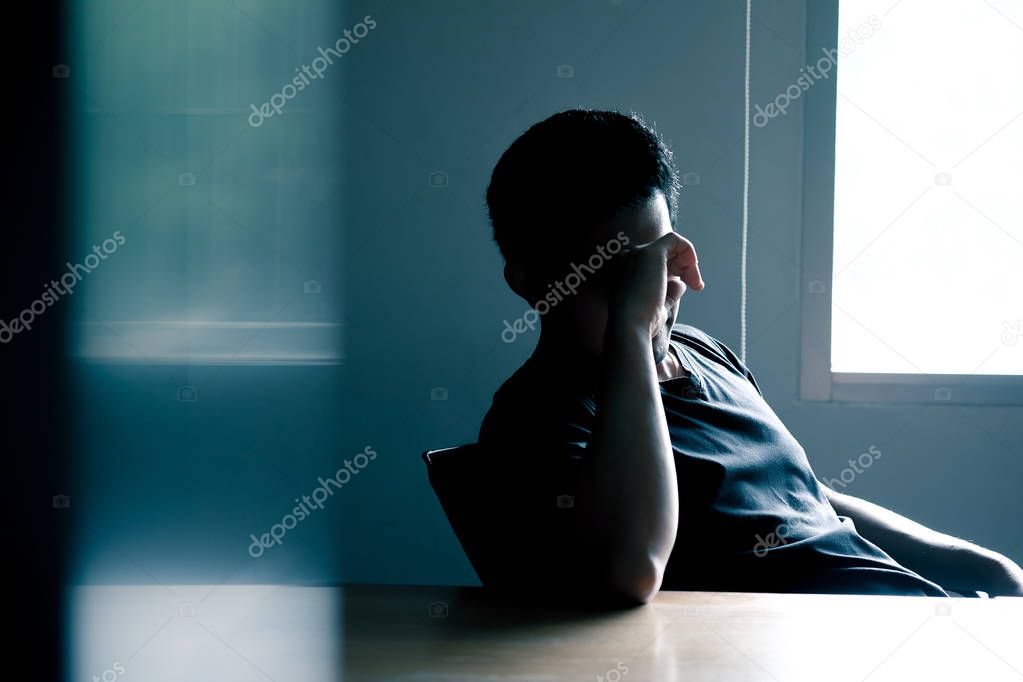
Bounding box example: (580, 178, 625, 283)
(486, 109, 678, 270)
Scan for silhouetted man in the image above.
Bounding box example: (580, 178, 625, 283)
(477, 109, 1023, 604)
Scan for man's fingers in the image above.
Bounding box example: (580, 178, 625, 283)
(666, 278, 686, 306)
(679, 258, 705, 292)
(655, 232, 705, 291)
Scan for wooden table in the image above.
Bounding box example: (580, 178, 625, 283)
(70, 584, 1023, 681)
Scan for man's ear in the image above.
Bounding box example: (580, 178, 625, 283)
(503, 262, 533, 302)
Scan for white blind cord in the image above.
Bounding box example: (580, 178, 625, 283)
(740, 0, 752, 365)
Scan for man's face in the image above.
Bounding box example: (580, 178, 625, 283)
(536, 192, 681, 365)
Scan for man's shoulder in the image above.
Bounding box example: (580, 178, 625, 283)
(670, 324, 756, 385)
(670, 323, 733, 361)
(478, 354, 596, 446)
(671, 323, 718, 347)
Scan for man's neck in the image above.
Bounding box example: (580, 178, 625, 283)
(534, 327, 689, 384)
(657, 344, 687, 382)
(533, 329, 598, 380)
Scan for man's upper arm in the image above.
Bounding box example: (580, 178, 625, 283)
(472, 399, 619, 601)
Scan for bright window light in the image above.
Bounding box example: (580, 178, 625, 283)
(832, 0, 1023, 375)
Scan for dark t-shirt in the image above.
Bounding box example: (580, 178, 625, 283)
(477, 324, 946, 597)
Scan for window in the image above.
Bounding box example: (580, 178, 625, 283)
(801, 0, 1023, 404)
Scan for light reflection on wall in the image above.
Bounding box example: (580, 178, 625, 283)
(69, 0, 346, 364)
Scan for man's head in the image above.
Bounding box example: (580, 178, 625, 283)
(486, 109, 682, 362)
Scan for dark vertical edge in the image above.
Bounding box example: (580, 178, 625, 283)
(1, 0, 71, 677)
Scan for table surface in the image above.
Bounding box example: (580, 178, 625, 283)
(70, 584, 1023, 681)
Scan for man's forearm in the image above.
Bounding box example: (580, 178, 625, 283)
(580, 321, 679, 603)
(822, 485, 1018, 593)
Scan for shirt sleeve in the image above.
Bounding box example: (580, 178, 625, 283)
(471, 390, 615, 601)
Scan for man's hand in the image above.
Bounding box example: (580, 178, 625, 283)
(568, 231, 704, 604)
(612, 232, 704, 337)
(823, 485, 1023, 597)
(953, 547, 1023, 597)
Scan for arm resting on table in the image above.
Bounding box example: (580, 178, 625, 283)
(821, 484, 1023, 596)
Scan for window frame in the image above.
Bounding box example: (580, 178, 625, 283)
(799, 0, 1023, 406)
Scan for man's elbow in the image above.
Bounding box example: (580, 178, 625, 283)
(609, 555, 664, 605)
